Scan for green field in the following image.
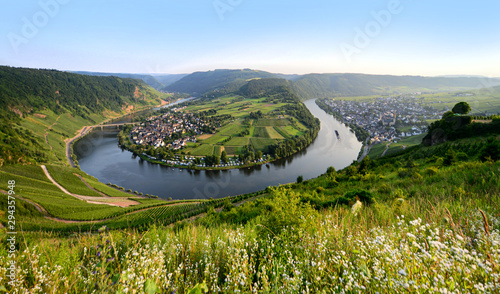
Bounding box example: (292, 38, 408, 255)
(181, 95, 308, 158)
(419, 89, 500, 114)
(189, 144, 214, 156)
(368, 134, 426, 158)
(224, 137, 250, 146)
(223, 146, 242, 155)
(253, 127, 270, 138)
(250, 138, 279, 152)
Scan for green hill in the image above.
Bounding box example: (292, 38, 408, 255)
(0, 66, 163, 165)
(162, 69, 278, 94)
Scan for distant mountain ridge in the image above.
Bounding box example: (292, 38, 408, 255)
(70, 71, 187, 90)
(163, 69, 500, 100)
(162, 69, 276, 95)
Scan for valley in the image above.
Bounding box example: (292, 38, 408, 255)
(0, 67, 499, 293)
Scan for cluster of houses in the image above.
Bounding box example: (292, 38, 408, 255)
(324, 95, 444, 143)
(130, 111, 207, 150)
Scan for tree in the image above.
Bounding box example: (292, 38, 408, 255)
(221, 150, 228, 163)
(442, 111, 455, 119)
(326, 166, 336, 175)
(452, 102, 471, 115)
(296, 175, 303, 183)
(256, 151, 263, 159)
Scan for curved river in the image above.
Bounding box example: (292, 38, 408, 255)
(74, 99, 362, 200)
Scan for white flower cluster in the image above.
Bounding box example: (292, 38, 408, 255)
(1, 212, 499, 293)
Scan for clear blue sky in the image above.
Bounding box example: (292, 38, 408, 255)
(1, 0, 499, 76)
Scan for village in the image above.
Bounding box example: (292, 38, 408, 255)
(130, 107, 213, 150)
(323, 95, 445, 143)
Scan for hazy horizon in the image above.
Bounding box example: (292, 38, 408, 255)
(2, 0, 499, 77)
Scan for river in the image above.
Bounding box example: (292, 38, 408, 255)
(74, 99, 362, 200)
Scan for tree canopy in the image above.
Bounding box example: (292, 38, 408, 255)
(452, 102, 471, 115)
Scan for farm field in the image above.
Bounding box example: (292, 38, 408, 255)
(419, 89, 500, 114)
(181, 95, 307, 157)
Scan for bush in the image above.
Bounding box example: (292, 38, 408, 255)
(260, 188, 318, 240)
(480, 137, 500, 162)
(425, 167, 439, 176)
(435, 157, 444, 167)
(326, 166, 336, 175)
(377, 184, 391, 194)
(344, 189, 375, 205)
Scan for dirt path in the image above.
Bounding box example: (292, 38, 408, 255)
(74, 174, 109, 197)
(42, 115, 62, 162)
(44, 115, 61, 145)
(41, 165, 139, 207)
(381, 142, 392, 157)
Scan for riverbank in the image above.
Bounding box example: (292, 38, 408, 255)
(120, 126, 320, 171)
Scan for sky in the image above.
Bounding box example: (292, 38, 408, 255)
(1, 0, 500, 77)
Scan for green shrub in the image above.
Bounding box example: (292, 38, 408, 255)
(344, 189, 375, 205)
(425, 166, 439, 176)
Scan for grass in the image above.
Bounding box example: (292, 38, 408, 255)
(223, 146, 242, 155)
(253, 127, 270, 138)
(265, 126, 285, 139)
(280, 125, 304, 137)
(250, 138, 278, 151)
(369, 134, 426, 158)
(254, 118, 290, 127)
(45, 165, 103, 197)
(188, 144, 214, 156)
(4, 154, 500, 292)
(213, 145, 222, 157)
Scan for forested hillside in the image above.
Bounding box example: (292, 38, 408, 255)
(163, 69, 276, 94)
(71, 71, 187, 90)
(0, 66, 163, 165)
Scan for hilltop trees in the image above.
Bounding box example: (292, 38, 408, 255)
(452, 102, 471, 115)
